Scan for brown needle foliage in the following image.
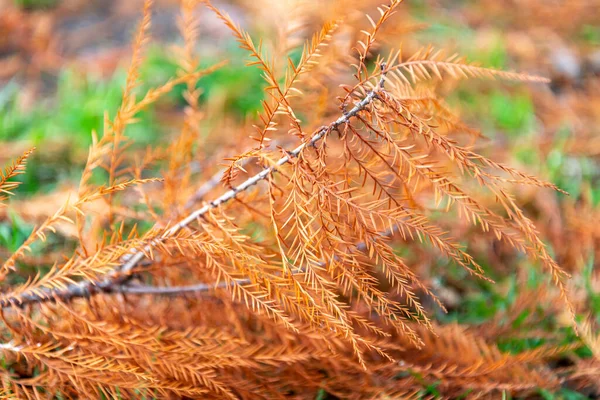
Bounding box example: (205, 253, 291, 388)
(0, 0, 583, 398)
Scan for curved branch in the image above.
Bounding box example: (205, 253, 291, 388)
(0, 67, 388, 309)
(115, 281, 241, 296)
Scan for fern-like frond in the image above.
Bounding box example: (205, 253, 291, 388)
(387, 46, 549, 85)
(0, 148, 34, 206)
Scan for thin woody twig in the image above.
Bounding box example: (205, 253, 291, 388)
(183, 168, 227, 209)
(113, 228, 387, 296)
(0, 68, 388, 309)
(115, 281, 238, 295)
(183, 140, 281, 210)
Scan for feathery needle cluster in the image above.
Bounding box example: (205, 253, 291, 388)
(0, 0, 578, 398)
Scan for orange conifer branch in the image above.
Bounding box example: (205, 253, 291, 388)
(0, 67, 389, 309)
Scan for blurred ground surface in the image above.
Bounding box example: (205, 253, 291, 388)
(0, 1, 599, 396)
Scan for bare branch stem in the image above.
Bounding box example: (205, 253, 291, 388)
(113, 228, 388, 296)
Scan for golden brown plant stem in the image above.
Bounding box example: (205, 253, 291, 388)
(114, 229, 389, 296)
(183, 168, 229, 208)
(0, 66, 388, 309)
(117, 281, 242, 295)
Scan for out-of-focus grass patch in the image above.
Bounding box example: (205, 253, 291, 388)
(546, 149, 600, 203)
(450, 88, 536, 140)
(1, 70, 159, 194)
(414, 14, 508, 68)
(440, 261, 561, 327)
(415, 12, 600, 209)
(0, 212, 33, 254)
(13, 0, 58, 10)
(579, 24, 600, 45)
(439, 270, 519, 325)
(0, 44, 266, 148)
(488, 91, 535, 136)
(0, 212, 56, 285)
(497, 336, 549, 355)
(141, 44, 265, 118)
(468, 33, 508, 70)
(433, 30, 537, 139)
(539, 388, 591, 400)
(0, 43, 266, 196)
(583, 256, 600, 317)
(0, 81, 35, 141)
(416, 22, 540, 142)
(48, 70, 159, 147)
(513, 144, 542, 167)
(199, 56, 266, 117)
(0, 72, 158, 147)
(443, 283, 514, 325)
